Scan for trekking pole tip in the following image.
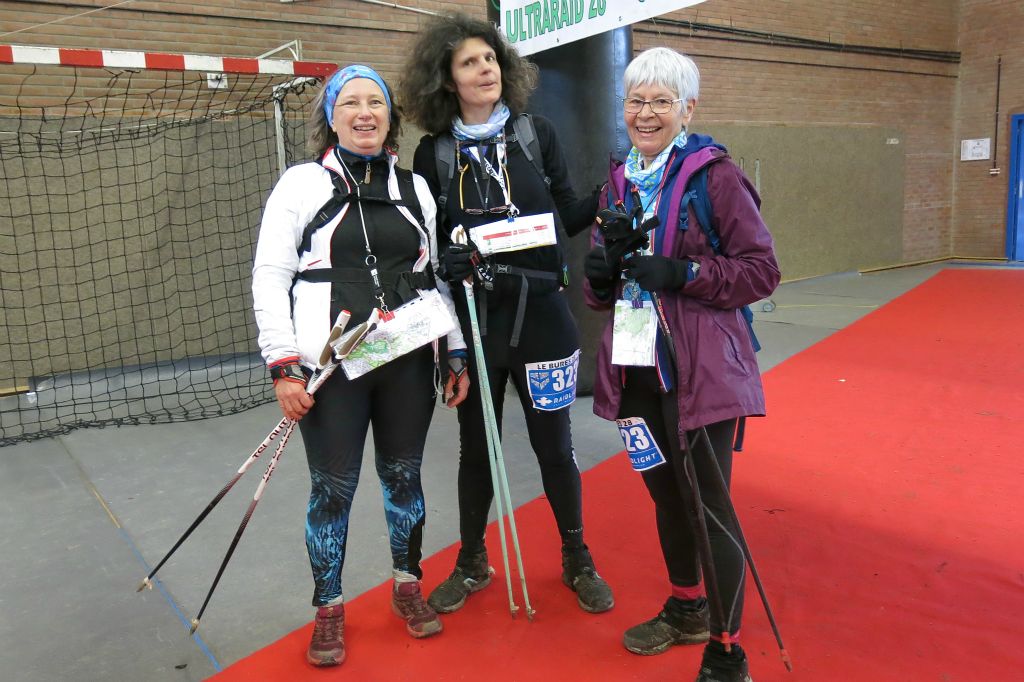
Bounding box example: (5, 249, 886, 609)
(525, 607, 536, 621)
(136, 577, 153, 592)
(780, 648, 793, 672)
(189, 618, 200, 635)
(509, 603, 520, 619)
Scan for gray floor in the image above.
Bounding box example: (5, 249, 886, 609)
(0, 264, 957, 681)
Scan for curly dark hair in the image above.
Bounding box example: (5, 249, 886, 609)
(306, 69, 402, 156)
(400, 13, 537, 135)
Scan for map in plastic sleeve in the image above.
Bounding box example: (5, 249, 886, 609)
(340, 289, 455, 380)
(611, 299, 657, 367)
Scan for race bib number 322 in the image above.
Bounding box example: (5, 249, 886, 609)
(525, 349, 580, 411)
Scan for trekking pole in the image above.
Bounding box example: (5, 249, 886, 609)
(690, 429, 793, 672)
(652, 287, 790, 669)
(187, 311, 379, 634)
(647, 290, 732, 650)
(136, 312, 354, 593)
(190, 418, 296, 633)
(453, 227, 534, 620)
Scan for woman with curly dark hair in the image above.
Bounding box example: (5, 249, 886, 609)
(399, 13, 612, 617)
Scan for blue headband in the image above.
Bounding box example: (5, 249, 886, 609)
(323, 65, 392, 124)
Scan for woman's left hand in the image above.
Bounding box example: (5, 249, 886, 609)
(445, 354, 471, 407)
(622, 255, 690, 291)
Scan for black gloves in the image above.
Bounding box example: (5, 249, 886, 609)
(621, 255, 691, 292)
(585, 246, 618, 297)
(597, 206, 662, 266)
(443, 242, 474, 282)
(596, 206, 635, 242)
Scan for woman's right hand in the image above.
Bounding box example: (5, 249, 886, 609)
(275, 380, 314, 421)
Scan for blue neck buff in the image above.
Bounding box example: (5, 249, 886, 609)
(624, 130, 688, 198)
(451, 101, 511, 141)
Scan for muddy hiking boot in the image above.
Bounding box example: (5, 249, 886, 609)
(427, 548, 493, 614)
(695, 642, 753, 682)
(623, 597, 710, 655)
(392, 580, 443, 638)
(561, 545, 614, 613)
(306, 603, 346, 667)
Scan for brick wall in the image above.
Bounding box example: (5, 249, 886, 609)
(3, 0, 1017, 264)
(635, 0, 960, 264)
(952, 0, 1024, 258)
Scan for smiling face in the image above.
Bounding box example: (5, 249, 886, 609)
(331, 78, 390, 156)
(625, 83, 695, 164)
(449, 37, 503, 123)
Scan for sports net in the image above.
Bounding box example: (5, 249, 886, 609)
(0, 58, 323, 445)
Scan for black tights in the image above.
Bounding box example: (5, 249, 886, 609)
(618, 367, 746, 638)
(455, 291, 584, 553)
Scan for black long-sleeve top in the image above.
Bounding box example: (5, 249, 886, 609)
(413, 115, 597, 302)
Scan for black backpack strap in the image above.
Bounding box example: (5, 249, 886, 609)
(512, 113, 550, 188)
(299, 166, 425, 256)
(434, 133, 457, 212)
(394, 166, 425, 229)
(297, 266, 435, 290)
(299, 169, 350, 255)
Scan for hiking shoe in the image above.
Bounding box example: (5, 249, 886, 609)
(561, 545, 614, 613)
(306, 603, 345, 667)
(695, 643, 752, 682)
(623, 598, 710, 655)
(392, 581, 443, 638)
(427, 549, 493, 613)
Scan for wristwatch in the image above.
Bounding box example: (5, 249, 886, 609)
(270, 363, 305, 384)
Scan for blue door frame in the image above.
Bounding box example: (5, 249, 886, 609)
(1006, 114, 1024, 261)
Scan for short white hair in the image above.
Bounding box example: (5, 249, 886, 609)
(623, 47, 700, 103)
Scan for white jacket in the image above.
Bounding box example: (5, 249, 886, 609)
(252, 147, 465, 369)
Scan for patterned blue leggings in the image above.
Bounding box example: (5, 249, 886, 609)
(297, 346, 435, 606)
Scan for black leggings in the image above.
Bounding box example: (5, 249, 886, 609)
(618, 367, 745, 639)
(456, 291, 584, 553)
(297, 345, 435, 606)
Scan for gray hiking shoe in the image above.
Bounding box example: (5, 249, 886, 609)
(561, 545, 614, 613)
(623, 598, 710, 655)
(427, 549, 493, 614)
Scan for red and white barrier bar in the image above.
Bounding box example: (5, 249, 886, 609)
(0, 44, 336, 78)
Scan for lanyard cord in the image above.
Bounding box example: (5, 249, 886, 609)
(458, 138, 519, 219)
(337, 154, 390, 314)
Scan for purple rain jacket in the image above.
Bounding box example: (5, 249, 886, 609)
(584, 136, 781, 436)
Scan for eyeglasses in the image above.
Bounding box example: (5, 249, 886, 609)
(463, 204, 512, 216)
(622, 97, 683, 114)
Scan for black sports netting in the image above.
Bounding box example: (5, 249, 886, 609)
(0, 64, 319, 445)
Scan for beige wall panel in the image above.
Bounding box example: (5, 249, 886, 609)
(700, 124, 903, 280)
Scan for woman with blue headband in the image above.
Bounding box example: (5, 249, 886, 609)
(401, 14, 613, 618)
(251, 64, 469, 666)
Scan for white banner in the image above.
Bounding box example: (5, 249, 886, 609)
(500, 1, 707, 56)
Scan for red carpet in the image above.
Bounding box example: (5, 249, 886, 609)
(215, 268, 1024, 681)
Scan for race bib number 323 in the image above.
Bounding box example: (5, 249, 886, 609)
(615, 417, 667, 472)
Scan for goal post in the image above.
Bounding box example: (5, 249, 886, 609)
(0, 44, 335, 445)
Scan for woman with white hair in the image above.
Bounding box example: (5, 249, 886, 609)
(583, 47, 780, 682)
